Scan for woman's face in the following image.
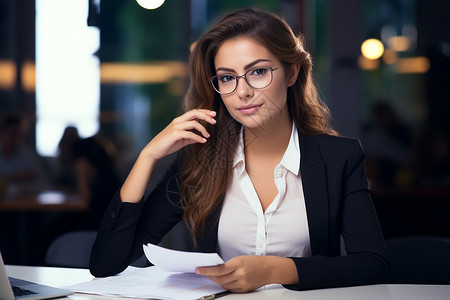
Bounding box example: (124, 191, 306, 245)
(213, 37, 298, 130)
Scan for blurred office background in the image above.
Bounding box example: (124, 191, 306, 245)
(0, 0, 449, 266)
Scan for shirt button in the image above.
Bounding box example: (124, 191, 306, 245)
(258, 242, 263, 248)
(276, 169, 283, 178)
(111, 211, 116, 219)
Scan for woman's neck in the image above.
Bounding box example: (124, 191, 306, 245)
(244, 115, 292, 158)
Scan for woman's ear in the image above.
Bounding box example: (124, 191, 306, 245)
(286, 64, 300, 87)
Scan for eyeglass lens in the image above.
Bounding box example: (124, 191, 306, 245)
(212, 67, 274, 94)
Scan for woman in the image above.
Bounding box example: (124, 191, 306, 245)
(90, 7, 388, 292)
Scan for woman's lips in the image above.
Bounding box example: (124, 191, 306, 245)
(237, 104, 263, 115)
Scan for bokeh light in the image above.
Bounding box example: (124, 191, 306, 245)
(361, 38, 384, 60)
(136, 0, 165, 10)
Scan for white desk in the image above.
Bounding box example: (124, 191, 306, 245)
(5, 265, 450, 300)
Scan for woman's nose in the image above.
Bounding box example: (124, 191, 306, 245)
(236, 77, 254, 99)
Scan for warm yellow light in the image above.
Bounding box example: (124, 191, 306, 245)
(395, 57, 430, 74)
(358, 55, 380, 70)
(0, 60, 36, 91)
(0, 60, 16, 89)
(361, 39, 384, 60)
(136, 0, 165, 10)
(100, 61, 188, 84)
(0, 60, 187, 90)
(22, 61, 36, 92)
(388, 36, 410, 52)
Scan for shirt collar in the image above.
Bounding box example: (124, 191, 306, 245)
(232, 122, 301, 176)
(280, 123, 300, 176)
(233, 127, 245, 174)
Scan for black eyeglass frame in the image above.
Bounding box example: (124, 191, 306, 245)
(210, 66, 281, 95)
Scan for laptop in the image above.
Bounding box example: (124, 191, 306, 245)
(0, 253, 73, 300)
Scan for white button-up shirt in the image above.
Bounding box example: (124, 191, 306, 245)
(218, 124, 311, 262)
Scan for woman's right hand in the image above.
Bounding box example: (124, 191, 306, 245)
(142, 109, 216, 160)
(120, 109, 216, 203)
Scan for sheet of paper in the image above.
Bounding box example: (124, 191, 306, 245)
(143, 243, 225, 273)
(65, 266, 226, 300)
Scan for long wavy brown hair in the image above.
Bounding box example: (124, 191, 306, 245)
(180, 7, 337, 245)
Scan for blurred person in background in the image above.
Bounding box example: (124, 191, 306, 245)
(40, 134, 122, 266)
(53, 126, 81, 192)
(0, 113, 47, 198)
(70, 134, 122, 230)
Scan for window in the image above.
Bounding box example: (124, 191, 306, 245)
(35, 0, 100, 156)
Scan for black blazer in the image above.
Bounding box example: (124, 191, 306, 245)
(90, 132, 389, 291)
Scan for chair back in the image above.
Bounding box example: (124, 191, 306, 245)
(386, 235, 450, 284)
(45, 231, 97, 268)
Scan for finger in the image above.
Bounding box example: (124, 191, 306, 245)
(177, 131, 208, 146)
(205, 274, 251, 293)
(175, 120, 210, 138)
(186, 110, 216, 124)
(195, 264, 229, 277)
(205, 273, 237, 286)
(192, 109, 217, 117)
(178, 109, 217, 124)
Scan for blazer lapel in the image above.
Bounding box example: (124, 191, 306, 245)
(299, 132, 330, 256)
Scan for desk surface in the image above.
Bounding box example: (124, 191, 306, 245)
(5, 265, 450, 300)
(0, 190, 86, 211)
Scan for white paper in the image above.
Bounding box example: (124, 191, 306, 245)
(143, 243, 225, 273)
(65, 266, 226, 300)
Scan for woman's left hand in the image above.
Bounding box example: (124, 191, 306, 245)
(195, 255, 269, 293)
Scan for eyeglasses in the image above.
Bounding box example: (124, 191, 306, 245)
(210, 66, 280, 95)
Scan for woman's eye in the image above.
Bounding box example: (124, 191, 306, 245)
(251, 68, 268, 76)
(218, 75, 235, 83)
